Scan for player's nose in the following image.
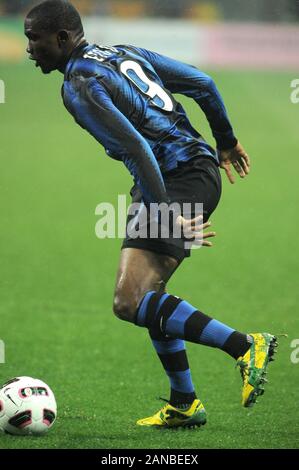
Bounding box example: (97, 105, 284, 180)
(26, 43, 33, 55)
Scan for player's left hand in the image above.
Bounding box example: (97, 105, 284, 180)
(218, 141, 250, 184)
(176, 214, 216, 247)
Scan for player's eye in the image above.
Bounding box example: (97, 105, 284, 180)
(27, 33, 39, 41)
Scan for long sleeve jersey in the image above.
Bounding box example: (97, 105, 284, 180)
(62, 43, 237, 204)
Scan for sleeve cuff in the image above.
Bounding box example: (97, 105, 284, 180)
(214, 132, 238, 151)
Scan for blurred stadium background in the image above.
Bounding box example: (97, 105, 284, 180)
(1, 0, 299, 19)
(0, 0, 299, 450)
(1, 0, 299, 66)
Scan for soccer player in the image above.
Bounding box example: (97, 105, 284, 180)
(24, 0, 278, 428)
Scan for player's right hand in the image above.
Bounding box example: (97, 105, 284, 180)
(176, 214, 216, 247)
(218, 142, 250, 184)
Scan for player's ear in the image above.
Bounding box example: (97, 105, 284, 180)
(57, 30, 69, 47)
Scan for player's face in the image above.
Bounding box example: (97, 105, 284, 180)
(24, 18, 64, 74)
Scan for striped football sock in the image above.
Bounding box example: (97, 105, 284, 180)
(135, 292, 251, 360)
(149, 326, 197, 407)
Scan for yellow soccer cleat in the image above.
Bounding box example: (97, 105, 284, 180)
(136, 398, 207, 429)
(236, 333, 278, 408)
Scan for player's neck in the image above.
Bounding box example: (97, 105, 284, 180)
(57, 38, 89, 74)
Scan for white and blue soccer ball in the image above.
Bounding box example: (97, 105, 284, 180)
(0, 376, 57, 436)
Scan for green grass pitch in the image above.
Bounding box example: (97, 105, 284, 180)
(0, 62, 299, 449)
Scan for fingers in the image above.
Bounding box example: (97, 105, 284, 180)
(233, 160, 246, 178)
(221, 155, 250, 183)
(177, 215, 216, 247)
(192, 230, 216, 245)
(219, 141, 251, 183)
(191, 221, 212, 232)
(240, 149, 251, 168)
(177, 213, 203, 230)
(234, 143, 250, 175)
(239, 155, 250, 175)
(176, 214, 217, 247)
(193, 239, 213, 247)
(194, 230, 216, 242)
(192, 231, 216, 246)
(195, 229, 216, 239)
(234, 155, 251, 178)
(189, 213, 204, 227)
(179, 216, 210, 235)
(221, 163, 235, 184)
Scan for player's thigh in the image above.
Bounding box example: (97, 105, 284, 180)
(113, 248, 179, 322)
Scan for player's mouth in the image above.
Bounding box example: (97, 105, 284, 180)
(29, 55, 40, 67)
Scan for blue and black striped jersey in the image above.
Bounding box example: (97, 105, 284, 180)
(62, 43, 237, 204)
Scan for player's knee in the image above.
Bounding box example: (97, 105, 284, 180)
(113, 295, 137, 323)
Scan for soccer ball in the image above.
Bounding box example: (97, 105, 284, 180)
(0, 376, 57, 436)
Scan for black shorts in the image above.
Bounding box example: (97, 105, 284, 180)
(122, 156, 222, 263)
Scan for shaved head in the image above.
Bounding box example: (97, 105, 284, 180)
(26, 0, 84, 38)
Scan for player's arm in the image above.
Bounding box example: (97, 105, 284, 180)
(66, 76, 216, 244)
(132, 47, 250, 183)
(68, 76, 169, 205)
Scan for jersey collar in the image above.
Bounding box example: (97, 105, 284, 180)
(64, 41, 90, 79)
